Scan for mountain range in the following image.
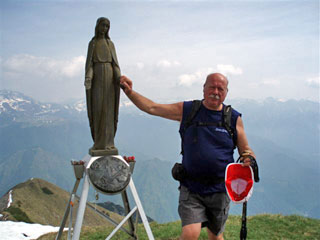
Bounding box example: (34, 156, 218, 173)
(0, 89, 319, 222)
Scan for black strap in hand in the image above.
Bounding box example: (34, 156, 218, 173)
(237, 155, 260, 183)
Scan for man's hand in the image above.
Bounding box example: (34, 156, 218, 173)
(120, 75, 133, 95)
(239, 150, 255, 167)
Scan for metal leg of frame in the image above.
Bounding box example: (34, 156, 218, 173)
(85, 201, 134, 236)
(128, 179, 154, 240)
(55, 179, 81, 240)
(105, 206, 138, 240)
(67, 194, 75, 240)
(121, 190, 137, 239)
(72, 173, 90, 240)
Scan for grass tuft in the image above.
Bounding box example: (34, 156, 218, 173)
(6, 206, 33, 223)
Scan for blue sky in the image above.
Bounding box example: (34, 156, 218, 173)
(0, 0, 319, 103)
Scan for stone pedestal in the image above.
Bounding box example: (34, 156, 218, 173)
(89, 147, 118, 156)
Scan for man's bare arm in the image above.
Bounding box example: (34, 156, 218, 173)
(236, 116, 256, 166)
(120, 76, 183, 122)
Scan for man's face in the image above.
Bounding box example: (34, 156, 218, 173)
(203, 74, 228, 110)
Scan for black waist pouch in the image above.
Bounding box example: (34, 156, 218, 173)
(172, 162, 225, 184)
(171, 163, 187, 181)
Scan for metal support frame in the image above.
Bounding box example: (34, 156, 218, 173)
(56, 155, 154, 240)
(67, 194, 75, 240)
(121, 190, 136, 238)
(55, 179, 81, 240)
(85, 201, 134, 236)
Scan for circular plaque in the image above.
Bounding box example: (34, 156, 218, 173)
(88, 156, 131, 194)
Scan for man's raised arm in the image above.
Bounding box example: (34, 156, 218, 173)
(120, 76, 183, 122)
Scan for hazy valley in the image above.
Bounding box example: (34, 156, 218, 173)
(0, 90, 319, 223)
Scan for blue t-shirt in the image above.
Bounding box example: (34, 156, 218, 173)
(179, 100, 241, 195)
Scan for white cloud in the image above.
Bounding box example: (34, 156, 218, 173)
(248, 78, 280, 88)
(2, 54, 86, 102)
(216, 64, 243, 76)
(262, 80, 280, 86)
(157, 59, 181, 68)
(4, 54, 85, 79)
(248, 82, 259, 88)
(136, 62, 144, 69)
(178, 74, 197, 87)
(120, 100, 134, 107)
(173, 61, 181, 66)
(306, 77, 320, 88)
(177, 64, 242, 87)
(157, 60, 171, 68)
(61, 56, 86, 78)
(178, 67, 214, 87)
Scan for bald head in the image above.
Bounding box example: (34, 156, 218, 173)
(204, 73, 229, 88)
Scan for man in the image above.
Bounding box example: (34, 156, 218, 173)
(120, 73, 255, 240)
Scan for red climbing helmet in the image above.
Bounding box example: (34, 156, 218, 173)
(225, 163, 254, 204)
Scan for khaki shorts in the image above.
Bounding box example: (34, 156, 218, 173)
(178, 185, 230, 236)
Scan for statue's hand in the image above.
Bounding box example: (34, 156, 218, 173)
(85, 78, 92, 90)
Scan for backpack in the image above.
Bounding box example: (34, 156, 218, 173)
(180, 100, 236, 155)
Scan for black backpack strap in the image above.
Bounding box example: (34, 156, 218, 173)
(196, 122, 222, 127)
(223, 105, 237, 149)
(184, 100, 202, 129)
(180, 100, 202, 155)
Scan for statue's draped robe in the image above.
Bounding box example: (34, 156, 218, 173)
(85, 38, 121, 150)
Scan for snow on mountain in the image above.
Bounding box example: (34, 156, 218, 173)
(0, 90, 35, 113)
(0, 90, 88, 124)
(7, 190, 12, 208)
(0, 90, 136, 116)
(0, 221, 67, 240)
(0, 90, 85, 114)
(1, 90, 55, 115)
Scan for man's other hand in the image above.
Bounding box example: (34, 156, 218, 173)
(120, 75, 133, 95)
(241, 156, 252, 167)
(240, 151, 255, 167)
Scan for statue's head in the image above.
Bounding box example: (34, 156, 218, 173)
(95, 17, 110, 39)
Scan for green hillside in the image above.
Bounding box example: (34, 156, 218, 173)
(39, 214, 320, 240)
(0, 178, 124, 226)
